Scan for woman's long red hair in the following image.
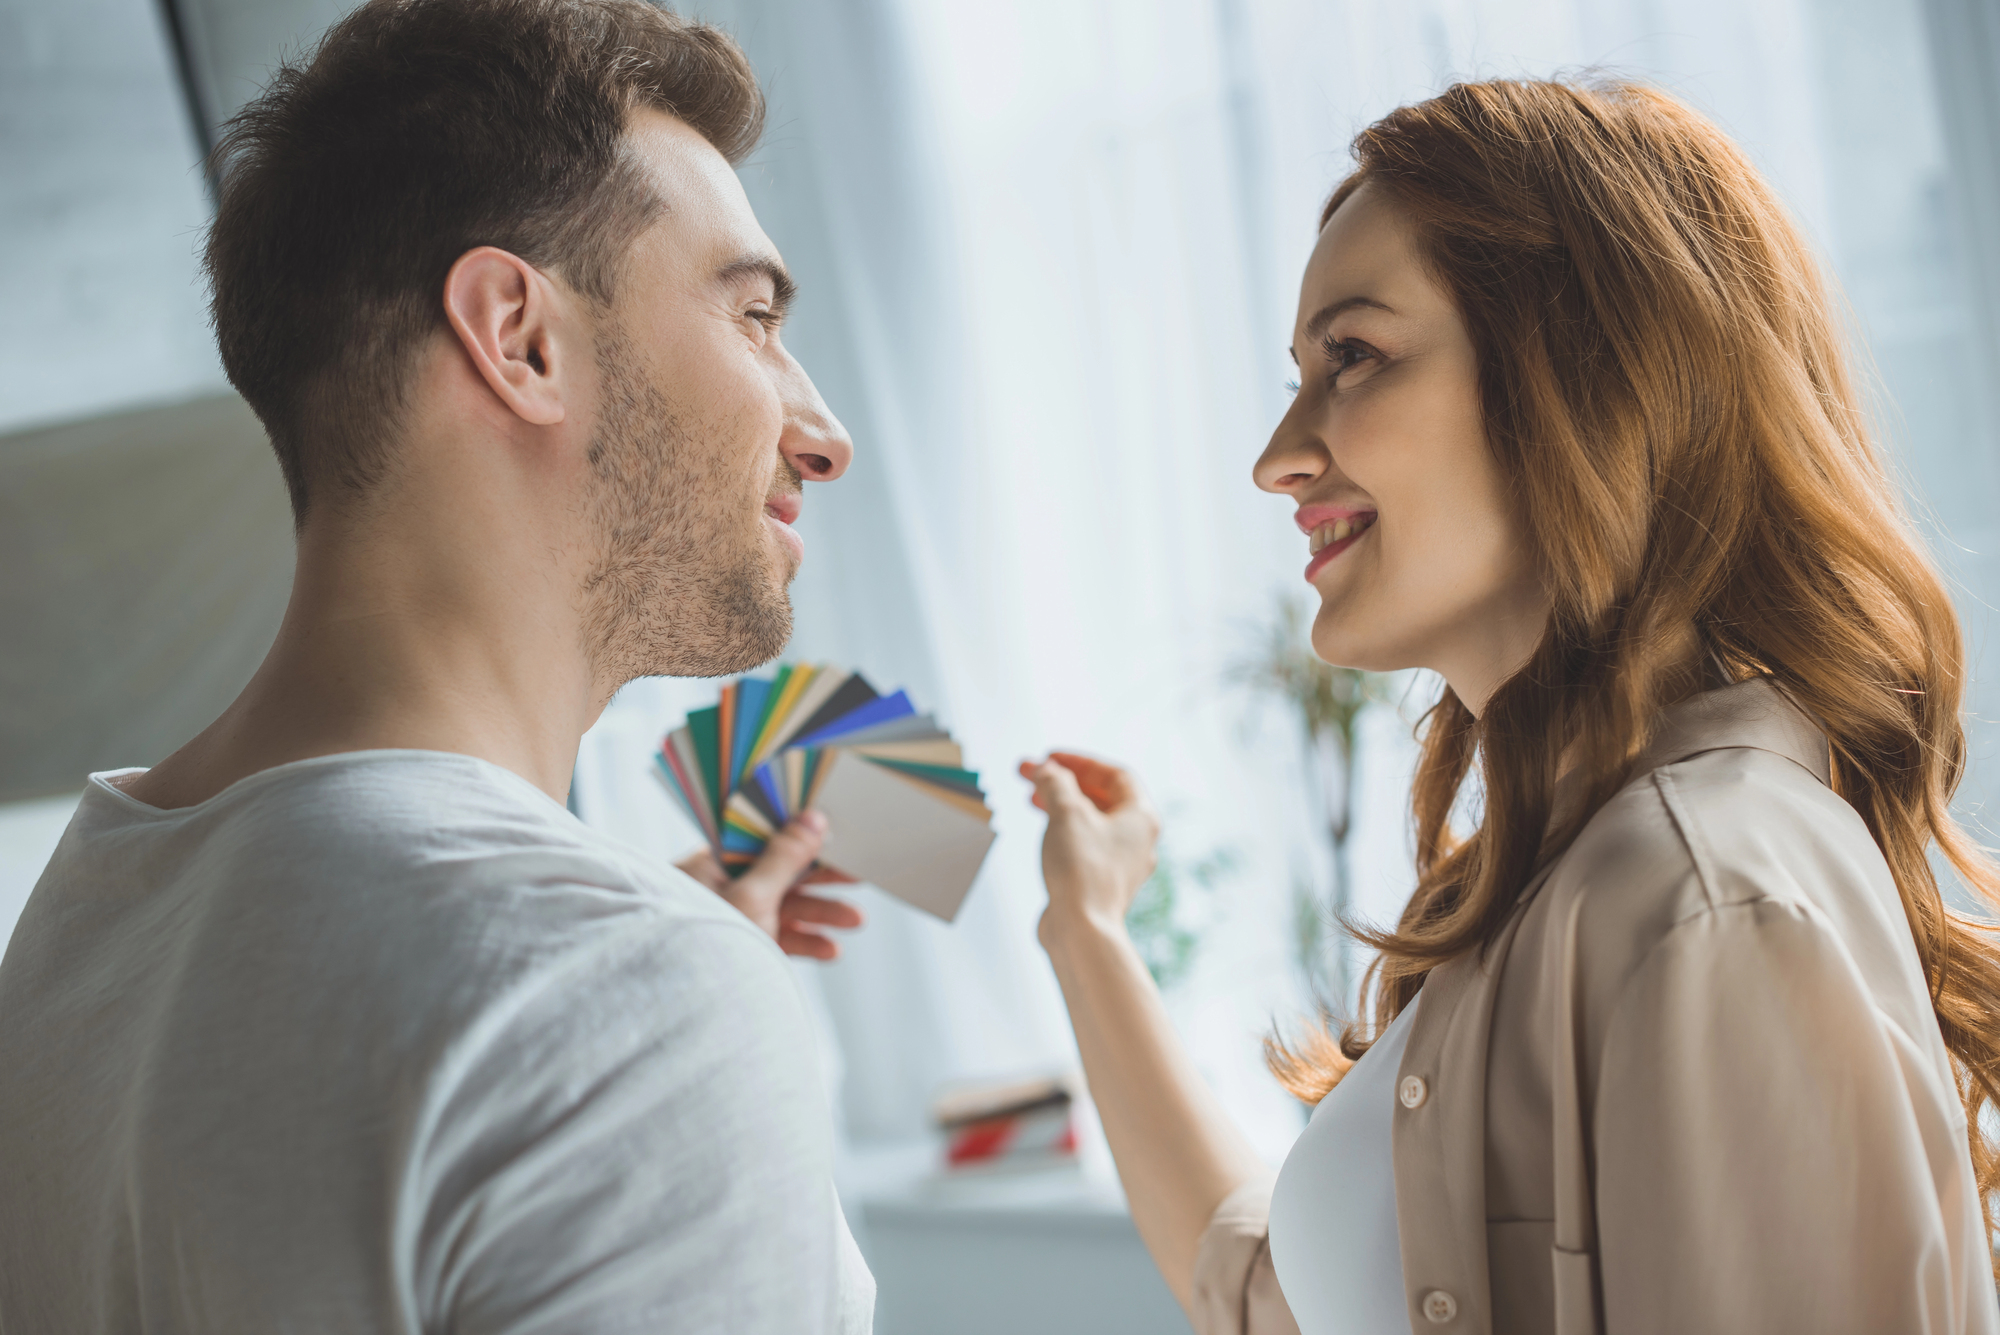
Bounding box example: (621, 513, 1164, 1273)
(1266, 79, 2000, 1250)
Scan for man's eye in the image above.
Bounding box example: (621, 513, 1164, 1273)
(746, 308, 779, 331)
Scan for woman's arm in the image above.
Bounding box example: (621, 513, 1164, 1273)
(1022, 754, 1269, 1311)
(1590, 899, 1992, 1333)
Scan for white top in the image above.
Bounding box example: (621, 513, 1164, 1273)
(0, 751, 874, 1335)
(1267, 996, 1420, 1334)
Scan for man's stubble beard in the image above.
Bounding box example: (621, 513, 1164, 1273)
(579, 332, 794, 686)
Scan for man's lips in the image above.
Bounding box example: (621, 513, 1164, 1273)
(765, 493, 805, 564)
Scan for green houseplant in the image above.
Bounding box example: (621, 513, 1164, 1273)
(1230, 593, 1386, 1012)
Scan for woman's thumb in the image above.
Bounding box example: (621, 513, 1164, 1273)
(1024, 757, 1090, 816)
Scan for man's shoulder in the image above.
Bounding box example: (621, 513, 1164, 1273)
(193, 748, 737, 925)
(1, 762, 836, 1335)
(224, 749, 778, 999)
(28, 749, 785, 1052)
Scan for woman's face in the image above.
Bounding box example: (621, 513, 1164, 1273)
(1253, 181, 1548, 714)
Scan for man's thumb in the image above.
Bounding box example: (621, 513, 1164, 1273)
(742, 811, 828, 896)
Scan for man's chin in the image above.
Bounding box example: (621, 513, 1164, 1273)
(721, 592, 793, 674)
(664, 586, 792, 679)
(592, 558, 795, 683)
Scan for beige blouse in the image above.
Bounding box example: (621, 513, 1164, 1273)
(1192, 679, 1999, 1335)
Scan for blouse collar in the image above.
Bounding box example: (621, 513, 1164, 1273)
(1634, 677, 1832, 788)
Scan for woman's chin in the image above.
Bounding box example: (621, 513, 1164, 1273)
(1308, 620, 1380, 673)
(1311, 591, 1417, 673)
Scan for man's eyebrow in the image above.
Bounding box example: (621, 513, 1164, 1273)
(716, 254, 797, 315)
(1301, 294, 1394, 342)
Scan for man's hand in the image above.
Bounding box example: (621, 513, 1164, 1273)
(675, 812, 864, 960)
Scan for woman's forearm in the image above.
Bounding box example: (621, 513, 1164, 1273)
(1043, 911, 1269, 1311)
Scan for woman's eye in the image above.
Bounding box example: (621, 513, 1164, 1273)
(1324, 338, 1373, 377)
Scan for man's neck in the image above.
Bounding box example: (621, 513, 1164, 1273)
(124, 493, 604, 811)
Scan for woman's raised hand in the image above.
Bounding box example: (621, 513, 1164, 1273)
(1018, 752, 1265, 1309)
(1019, 752, 1161, 947)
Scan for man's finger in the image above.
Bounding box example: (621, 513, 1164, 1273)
(778, 927, 840, 960)
(737, 812, 828, 899)
(673, 847, 728, 893)
(781, 892, 864, 929)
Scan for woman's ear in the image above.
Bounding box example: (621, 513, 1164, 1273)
(441, 246, 567, 427)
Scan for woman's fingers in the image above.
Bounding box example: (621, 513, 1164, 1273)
(1047, 751, 1138, 812)
(781, 891, 864, 929)
(1024, 749, 1144, 817)
(1023, 757, 1095, 818)
(1017, 760, 1052, 811)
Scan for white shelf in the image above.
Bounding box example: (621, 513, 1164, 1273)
(843, 1143, 1192, 1335)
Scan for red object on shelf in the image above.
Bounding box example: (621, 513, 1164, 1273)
(943, 1104, 1079, 1169)
(946, 1117, 1017, 1166)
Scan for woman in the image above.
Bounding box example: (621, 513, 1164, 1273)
(1020, 79, 2000, 1335)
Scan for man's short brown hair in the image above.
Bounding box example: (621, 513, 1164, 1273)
(204, 0, 764, 521)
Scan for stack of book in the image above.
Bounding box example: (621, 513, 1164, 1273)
(655, 663, 996, 922)
(932, 1073, 1081, 1174)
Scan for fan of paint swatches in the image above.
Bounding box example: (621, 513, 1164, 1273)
(652, 664, 995, 922)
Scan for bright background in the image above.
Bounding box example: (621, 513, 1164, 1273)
(3, 0, 1997, 1328)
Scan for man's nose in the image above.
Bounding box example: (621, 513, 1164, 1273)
(779, 356, 853, 482)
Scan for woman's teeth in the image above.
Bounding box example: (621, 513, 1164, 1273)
(1307, 515, 1374, 554)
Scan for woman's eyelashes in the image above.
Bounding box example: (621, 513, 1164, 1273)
(1319, 335, 1379, 386)
(1284, 337, 1380, 399)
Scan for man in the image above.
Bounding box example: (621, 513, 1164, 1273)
(0, 0, 874, 1329)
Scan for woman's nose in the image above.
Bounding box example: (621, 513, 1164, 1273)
(1253, 399, 1328, 495)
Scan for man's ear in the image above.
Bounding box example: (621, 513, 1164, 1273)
(441, 246, 568, 427)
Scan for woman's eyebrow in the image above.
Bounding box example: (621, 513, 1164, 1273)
(1302, 295, 1394, 342)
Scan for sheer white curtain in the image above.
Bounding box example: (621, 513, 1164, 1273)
(582, 0, 1999, 1166)
(586, 0, 1326, 1159)
(5, 0, 1986, 1170)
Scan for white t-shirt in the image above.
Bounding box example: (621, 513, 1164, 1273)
(1267, 997, 1418, 1334)
(0, 751, 874, 1334)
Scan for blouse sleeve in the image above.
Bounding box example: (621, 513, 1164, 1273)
(1590, 897, 1996, 1334)
(1189, 1178, 1302, 1335)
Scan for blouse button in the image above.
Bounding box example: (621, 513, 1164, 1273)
(1398, 1074, 1429, 1109)
(1421, 1289, 1458, 1323)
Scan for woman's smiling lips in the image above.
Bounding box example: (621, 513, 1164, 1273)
(764, 492, 805, 564)
(1295, 503, 1378, 581)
